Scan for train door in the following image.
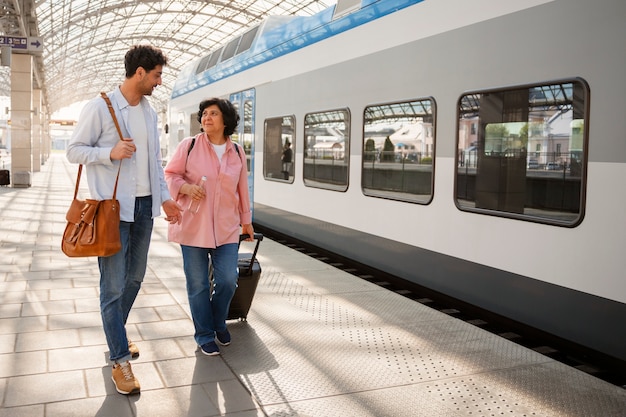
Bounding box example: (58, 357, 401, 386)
(229, 89, 255, 214)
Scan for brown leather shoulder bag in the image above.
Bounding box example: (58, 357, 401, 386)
(61, 92, 124, 257)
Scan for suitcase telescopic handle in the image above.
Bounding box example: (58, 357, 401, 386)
(239, 233, 264, 242)
(239, 233, 263, 273)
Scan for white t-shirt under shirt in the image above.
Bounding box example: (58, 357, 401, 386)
(212, 142, 227, 163)
(128, 103, 151, 197)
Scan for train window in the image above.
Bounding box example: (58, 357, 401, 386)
(195, 54, 211, 74)
(206, 47, 222, 70)
(230, 96, 254, 173)
(221, 37, 240, 62)
(303, 109, 350, 192)
(231, 101, 240, 144)
(362, 99, 435, 204)
(456, 79, 589, 226)
(237, 26, 259, 55)
(264, 116, 295, 182)
(229, 90, 256, 210)
(243, 98, 254, 159)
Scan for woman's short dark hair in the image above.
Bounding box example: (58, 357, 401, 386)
(197, 98, 240, 137)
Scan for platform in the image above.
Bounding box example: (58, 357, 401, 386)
(0, 153, 624, 416)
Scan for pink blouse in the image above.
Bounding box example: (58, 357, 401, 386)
(164, 133, 252, 248)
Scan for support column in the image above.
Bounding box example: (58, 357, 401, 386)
(41, 103, 50, 163)
(159, 109, 168, 160)
(32, 88, 41, 172)
(10, 53, 33, 187)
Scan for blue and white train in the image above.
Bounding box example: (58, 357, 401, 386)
(168, 0, 626, 366)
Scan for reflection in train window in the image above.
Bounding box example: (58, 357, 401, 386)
(264, 116, 295, 182)
(456, 79, 589, 226)
(362, 99, 435, 203)
(230, 95, 254, 172)
(231, 101, 240, 145)
(243, 98, 253, 155)
(303, 109, 350, 191)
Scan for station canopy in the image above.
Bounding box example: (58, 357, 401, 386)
(0, 0, 335, 116)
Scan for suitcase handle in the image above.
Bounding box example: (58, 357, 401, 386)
(239, 233, 263, 274)
(239, 233, 264, 242)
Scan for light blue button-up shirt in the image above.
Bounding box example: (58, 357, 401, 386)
(66, 87, 171, 222)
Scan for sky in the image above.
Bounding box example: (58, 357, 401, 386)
(51, 101, 87, 121)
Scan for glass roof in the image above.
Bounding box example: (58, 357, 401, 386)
(0, 0, 335, 116)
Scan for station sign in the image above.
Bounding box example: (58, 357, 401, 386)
(0, 36, 43, 54)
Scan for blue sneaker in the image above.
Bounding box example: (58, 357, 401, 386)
(215, 329, 231, 346)
(199, 341, 220, 356)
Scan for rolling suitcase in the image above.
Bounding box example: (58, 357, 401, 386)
(210, 233, 263, 321)
(230, 232, 263, 320)
(0, 169, 9, 186)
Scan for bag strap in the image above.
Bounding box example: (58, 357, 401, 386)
(185, 135, 241, 168)
(71, 93, 123, 201)
(187, 137, 196, 156)
(100, 92, 125, 142)
(188, 136, 241, 157)
(100, 92, 125, 201)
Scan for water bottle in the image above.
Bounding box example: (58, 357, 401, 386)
(188, 176, 207, 214)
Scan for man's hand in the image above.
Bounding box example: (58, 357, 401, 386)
(110, 139, 136, 160)
(163, 199, 183, 224)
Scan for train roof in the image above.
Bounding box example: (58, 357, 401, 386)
(171, 0, 424, 99)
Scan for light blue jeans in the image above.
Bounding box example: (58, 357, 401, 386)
(98, 196, 153, 363)
(181, 243, 239, 346)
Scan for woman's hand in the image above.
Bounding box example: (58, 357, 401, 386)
(242, 223, 255, 241)
(181, 183, 206, 201)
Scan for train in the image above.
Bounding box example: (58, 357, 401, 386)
(167, 0, 626, 365)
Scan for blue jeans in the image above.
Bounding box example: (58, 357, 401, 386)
(181, 243, 239, 346)
(98, 196, 153, 363)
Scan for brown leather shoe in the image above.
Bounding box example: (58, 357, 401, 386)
(111, 361, 140, 395)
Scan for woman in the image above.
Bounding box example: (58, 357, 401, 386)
(164, 97, 254, 356)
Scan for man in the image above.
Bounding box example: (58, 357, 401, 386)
(66, 45, 183, 395)
(281, 140, 292, 180)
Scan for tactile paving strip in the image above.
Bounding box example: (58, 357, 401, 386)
(222, 254, 626, 416)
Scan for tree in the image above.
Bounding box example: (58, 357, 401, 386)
(519, 123, 528, 147)
(364, 138, 376, 161)
(382, 136, 395, 162)
(485, 123, 509, 139)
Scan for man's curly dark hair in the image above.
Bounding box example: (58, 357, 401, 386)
(124, 45, 168, 78)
